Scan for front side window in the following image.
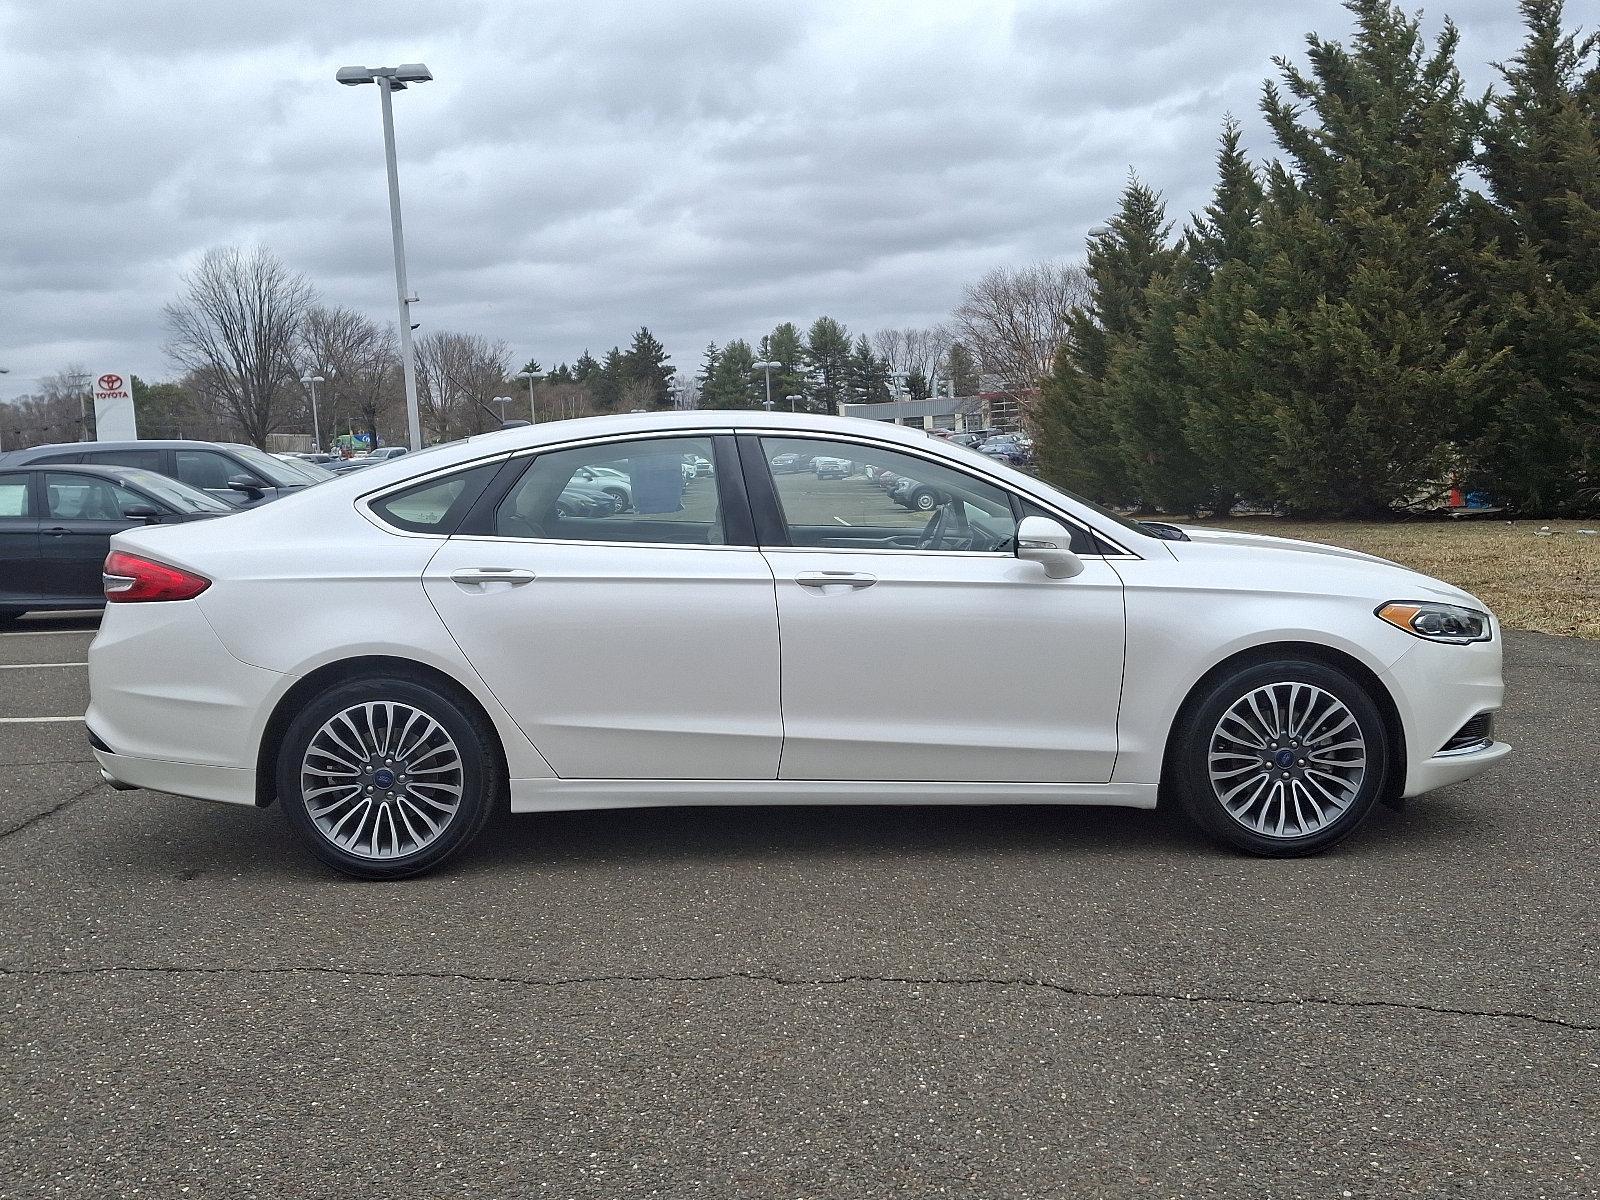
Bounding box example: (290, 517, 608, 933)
(757, 437, 1020, 553)
(370, 462, 500, 534)
(43, 473, 144, 521)
(493, 437, 723, 545)
(0, 473, 31, 517)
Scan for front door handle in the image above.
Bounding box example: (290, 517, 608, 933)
(795, 570, 877, 592)
(450, 567, 536, 591)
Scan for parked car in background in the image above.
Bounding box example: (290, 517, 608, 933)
(0, 463, 232, 622)
(571, 465, 632, 510)
(978, 437, 1033, 467)
(366, 447, 409, 461)
(0, 440, 330, 508)
(328, 457, 386, 476)
(814, 456, 851, 479)
(889, 474, 943, 512)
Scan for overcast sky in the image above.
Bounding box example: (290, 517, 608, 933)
(0, 0, 1531, 392)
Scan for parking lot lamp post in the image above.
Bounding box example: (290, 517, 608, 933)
(299, 374, 324, 451)
(337, 62, 433, 453)
(493, 395, 513, 423)
(785, 392, 802, 413)
(0, 367, 8, 451)
(752, 361, 779, 412)
(516, 370, 540, 423)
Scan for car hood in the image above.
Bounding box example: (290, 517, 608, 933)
(1163, 526, 1485, 608)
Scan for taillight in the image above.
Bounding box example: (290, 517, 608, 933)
(103, 551, 211, 603)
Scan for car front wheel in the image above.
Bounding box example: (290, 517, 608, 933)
(1171, 660, 1390, 856)
(277, 676, 501, 879)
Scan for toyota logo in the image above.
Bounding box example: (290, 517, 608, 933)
(98, 374, 123, 392)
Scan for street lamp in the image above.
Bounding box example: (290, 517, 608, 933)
(337, 62, 433, 453)
(753, 360, 779, 411)
(785, 393, 802, 413)
(516, 370, 540, 423)
(0, 367, 8, 452)
(492, 394, 513, 424)
(299, 373, 324, 451)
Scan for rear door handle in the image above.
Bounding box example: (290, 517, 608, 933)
(795, 571, 877, 591)
(450, 567, 536, 590)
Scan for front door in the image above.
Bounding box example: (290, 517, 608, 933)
(0, 472, 42, 608)
(422, 434, 783, 780)
(749, 435, 1127, 784)
(38, 471, 148, 602)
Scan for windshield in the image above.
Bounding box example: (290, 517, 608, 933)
(120, 468, 234, 514)
(228, 444, 324, 485)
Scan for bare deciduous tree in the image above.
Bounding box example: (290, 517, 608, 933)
(871, 326, 956, 393)
(299, 305, 399, 450)
(414, 331, 512, 442)
(162, 245, 316, 448)
(950, 261, 1089, 393)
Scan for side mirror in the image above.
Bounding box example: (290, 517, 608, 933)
(121, 504, 162, 525)
(1016, 515, 1085, 579)
(226, 475, 265, 497)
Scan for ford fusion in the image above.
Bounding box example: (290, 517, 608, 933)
(86, 412, 1509, 878)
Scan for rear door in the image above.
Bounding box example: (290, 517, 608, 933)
(38, 471, 149, 601)
(420, 434, 783, 780)
(0, 471, 42, 607)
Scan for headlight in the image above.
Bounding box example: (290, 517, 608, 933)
(1376, 601, 1492, 644)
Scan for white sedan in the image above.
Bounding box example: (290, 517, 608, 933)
(87, 412, 1510, 878)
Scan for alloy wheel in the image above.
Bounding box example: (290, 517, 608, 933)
(300, 702, 464, 859)
(1206, 682, 1367, 839)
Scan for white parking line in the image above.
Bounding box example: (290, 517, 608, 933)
(0, 629, 97, 637)
(0, 662, 88, 669)
(0, 716, 84, 723)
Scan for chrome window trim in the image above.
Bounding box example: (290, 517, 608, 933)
(743, 427, 1141, 560)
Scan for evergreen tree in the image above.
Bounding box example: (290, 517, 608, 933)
(943, 342, 980, 395)
(573, 350, 600, 384)
(547, 362, 573, 384)
(703, 339, 757, 409)
(805, 317, 853, 409)
(621, 327, 675, 408)
(594, 347, 625, 412)
(1177, 119, 1276, 513)
(763, 322, 810, 408)
(698, 342, 721, 388)
(906, 368, 930, 403)
(1461, 0, 1600, 512)
(847, 334, 892, 405)
(1036, 176, 1173, 503)
(1252, 0, 1487, 515)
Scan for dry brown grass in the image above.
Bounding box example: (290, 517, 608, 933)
(1178, 517, 1600, 639)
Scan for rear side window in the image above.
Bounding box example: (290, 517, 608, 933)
(84, 449, 163, 472)
(370, 462, 500, 534)
(0, 473, 30, 517)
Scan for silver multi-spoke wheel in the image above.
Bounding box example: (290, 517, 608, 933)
(300, 702, 464, 860)
(1207, 682, 1367, 839)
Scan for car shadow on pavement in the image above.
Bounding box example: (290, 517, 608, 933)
(101, 783, 1491, 884)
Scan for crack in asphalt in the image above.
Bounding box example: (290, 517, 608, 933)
(1, 962, 1593, 1033)
(0, 778, 103, 842)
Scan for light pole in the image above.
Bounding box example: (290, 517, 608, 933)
(753, 360, 779, 411)
(337, 62, 433, 452)
(0, 367, 8, 452)
(492, 394, 513, 424)
(299, 373, 324, 451)
(785, 393, 802, 413)
(516, 370, 540, 423)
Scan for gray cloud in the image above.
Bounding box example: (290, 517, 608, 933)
(0, 0, 1533, 391)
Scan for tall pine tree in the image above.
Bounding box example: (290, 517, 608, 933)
(1462, 0, 1600, 512)
(1253, 0, 1486, 515)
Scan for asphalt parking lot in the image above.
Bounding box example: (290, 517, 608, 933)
(1, 614, 1595, 1199)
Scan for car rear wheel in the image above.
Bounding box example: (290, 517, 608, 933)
(1171, 660, 1390, 856)
(277, 676, 501, 880)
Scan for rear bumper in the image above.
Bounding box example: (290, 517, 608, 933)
(92, 743, 256, 806)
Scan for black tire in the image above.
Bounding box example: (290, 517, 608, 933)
(912, 488, 938, 512)
(1169, 659, 1390, 857)
(276, 676, 502, 880)
(0, 609, 25, 627)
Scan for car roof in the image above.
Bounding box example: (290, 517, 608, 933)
(0, 461, 157, 482)
(0, 439, 256, 463)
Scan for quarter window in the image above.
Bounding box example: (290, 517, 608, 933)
(370, 463, 500, 535)
(493, 437, 724, 545)
(757, 437, 1021, 553)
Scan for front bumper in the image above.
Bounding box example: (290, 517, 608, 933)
(1379, 629, 1511, 798)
